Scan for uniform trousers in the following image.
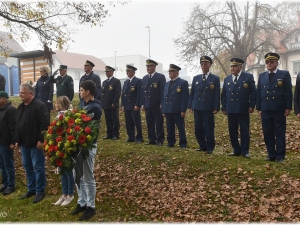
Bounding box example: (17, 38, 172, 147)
(165, 113, 187, 147)
(261, 111, 286, 160)
(227, 113, 250, 155)
(194, 110, 215, 151)
(124, 110, 143, 141)
(145, 108, 164, 143)
(104, 108, 120, 138)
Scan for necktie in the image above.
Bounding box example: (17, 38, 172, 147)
(169, 80, 174, 90)
(149, 74, 152, 79)
(202, 75, 206, 82)
(234, 75, 237, 84)
(269, 72, 275, 82)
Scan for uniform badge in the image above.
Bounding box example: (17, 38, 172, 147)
(131, 86, 135, 91)
(277, 79, 283, 86)
(243, 83, 248, 88)
(210, 85, 214, 89)
(153, 83, 157, 88)
(109, 85, 113, 90)
(43, 82, 45, 84)
(196, 81, 199, 84)
(176, 86, 181, 92)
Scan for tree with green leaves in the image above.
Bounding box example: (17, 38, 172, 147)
(0, 1, 127, 56)
(174, 1, 300, 78)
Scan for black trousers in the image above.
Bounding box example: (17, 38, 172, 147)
(104, 108, 120, 138)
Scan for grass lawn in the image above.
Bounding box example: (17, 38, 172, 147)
(1, 95, 300, 222)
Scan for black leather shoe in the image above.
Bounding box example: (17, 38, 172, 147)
(32, 193, 45, 203)
(111, 137, 120, 140)
(156, 142, 163, 146)
(180, 146, 187, 149)
(196, 148, 206, 151)
(3, 187, 15, 195)
(228, 153, 241, 156)
(277, 158, 284, 163)
(19, 191, 36, 200)
(206, 151, 213, 154)
(145, 142, 156, 145)
(70, 204, 87, 215)
(242, 154, 250, 159)
(135, 140, 143, 144)
(126, 139, 135, 142)
(0, 185, 7, 193)
(102, 136, 113, 139)
(167, 144, 174, 147)
(265, 158, 276, 162)
(79, 207, 96, 221)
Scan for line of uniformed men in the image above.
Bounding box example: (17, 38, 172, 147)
(52, 53, 293, 163)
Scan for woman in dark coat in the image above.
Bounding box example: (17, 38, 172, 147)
(34, 66, 54, 114)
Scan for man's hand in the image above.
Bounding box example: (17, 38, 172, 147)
(188, 108, 193, 113)
(36, 141, 43, 150)
(9, 144, 15, 150)
(162, 113, 165, 117)
(213, 110, 218, 114)
(111, 104, 116, 108)
(121, 106, 125, 113)
(284, 109, 290, 117)
(134, 106, 139, 111)
(258, 110, 261, 117)
(222, 111, 227, 115)
(141, 105, 145, 111)
(181, 112, 186, 118)
(248, 107, 254, 113)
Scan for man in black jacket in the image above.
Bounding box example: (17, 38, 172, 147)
(101, 66, 121, 140)
(0, 91, 16, 195)
(15, 83, 49, 203)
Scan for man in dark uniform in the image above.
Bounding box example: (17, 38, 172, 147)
(50, 65, 74, 101)
(0, 74, 5, 91)
(79, 60, 101, 101)
(256, 52, 292, 163)
(187, 56, 220, 154)
(101, 66, 121, 140)
(221, 58, 256, 158)
(121, 65, 143, 143)
(141, 59, 166, 146)
(162, 64, 189, 149)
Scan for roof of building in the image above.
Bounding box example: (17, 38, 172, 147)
(54, 51, 106, 71)
(10, 50, 44, 59)
(0, 31, 25, 53)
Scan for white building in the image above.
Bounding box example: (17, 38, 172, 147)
(101, 54, 164, 79)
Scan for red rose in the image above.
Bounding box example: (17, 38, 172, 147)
(79, 135, 87, 144)
(56, 159, 63, 167)
(74, 125, 81, 132)
(83, 117, 92, 122)
(47, 128, 52, 134)
(56, 127, 64, 135)
(84, 127, 91, 134)
(81, 114, 86, 118)
(72, 109, 78, 113)
(68, 118, 75, 126)
(51, 120, 57, 126)
(48, 145, 54, 152)
(54, 146, 58, 152)
(56, 137, 63, 143)
(59, 152, 64, 158)
(43, 140, 47, 146)
(67, 135, 75, 141)
(58, 114, 64, 121)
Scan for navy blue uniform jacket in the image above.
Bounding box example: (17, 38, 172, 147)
(221, 72, 256, 113)
(79, 72, 102, 100)
(34, 75, 54, 111)
(121, 77, 142, 110)
(141, 72, 166, 108)
(101, 77, 121, 109)
(162, 78, 189, 113)
(256, 69, 292, 111)
(187, 73, 220, 111)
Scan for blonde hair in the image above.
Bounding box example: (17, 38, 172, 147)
(40, 66, 50, 74)
(56, 96, 72, 111)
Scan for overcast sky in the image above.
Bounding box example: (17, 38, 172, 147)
(24, 0, 197, 74)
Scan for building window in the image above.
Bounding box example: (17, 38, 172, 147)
(74, 71, 80, 80)
(293, 61, 300, 75)
(296, 36, 299, 43)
